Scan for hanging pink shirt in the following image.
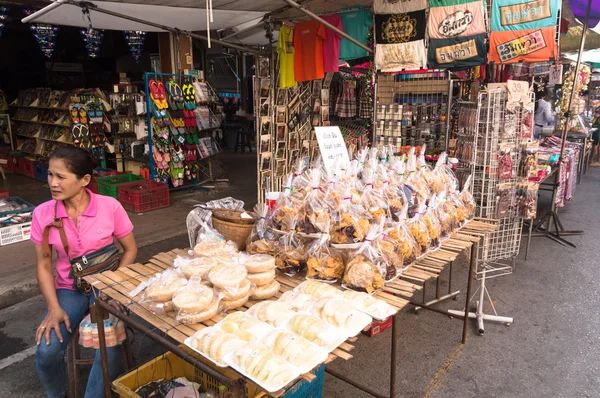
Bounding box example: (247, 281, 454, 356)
(321, 14, 344, 73)
(30, 189, 134, 290)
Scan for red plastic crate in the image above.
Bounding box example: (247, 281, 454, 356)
(118, 180, 170, 213)
(0, 155, 15, 174)
(362, 316, 393, 337)
(0, 189, 9, 198)
(16, 157, 35, 178)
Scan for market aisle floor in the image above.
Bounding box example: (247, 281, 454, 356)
(1, 167, 599, 397)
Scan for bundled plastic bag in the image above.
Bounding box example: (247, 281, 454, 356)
(306, 222, 345, 282)
(139, 269, 188, 315)
(173, 276, 220, 324)
(422, 196, 442, 249)
(459, 175, 476, 219)
(407, 203, 431, 255)
(79, 313, 126, 348)
(342, 224, 385, 293)
(387, 202, 418, 266)
(246, 203, 277, 255)
(375, 228, 404, 281)
(434, 192, 453, 239)
(272, 175, 299, 231)
(173, 255, 217, 279)
(275, 214, 307, 276)
(330, 202, 370, 245)
(360, 168, 387, 223)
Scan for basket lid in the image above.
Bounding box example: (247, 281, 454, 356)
(212, 209, 255, 224)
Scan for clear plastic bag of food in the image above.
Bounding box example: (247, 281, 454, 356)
(434, 192, 453, 239)
(378, 165, 405, 219)
(173, 276, 220, 324)
(386, 210, 419, 266)
(359, 168, 388, 223)
(459, 175, 476, 219)
(407, 203, 431, 255)
(374, 231, 404, 281)
(330, 202, 370, 245)
(272, 175, 299, 231)
(275, 214, 307, 276)
(306, 225, 345, 282)
(246, 203, 277, 255)
(342, 224, 386, 293)
(422, 196, 442, 249)
(173, 255, 218, 279)
(426, 152, 449, 195)
(140, 269, 188, 315)
(298, 198, 331, 235)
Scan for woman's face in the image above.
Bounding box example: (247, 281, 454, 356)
(48, 158, 90, 201)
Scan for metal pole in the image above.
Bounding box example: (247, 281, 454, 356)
(282, 0, 374, 55)
(93, 304, 112, 398)
(221, 21, 264, 42)
(49, 0, 264, 55)
(559, 0, 592, 163)
(390, 314, 397, 398)
(21, 0, 67, 23)
(462, 242, 477, 344)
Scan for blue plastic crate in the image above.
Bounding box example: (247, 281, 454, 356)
(282, 364, 324, 398)
(34, 162, 49, 182)
(0, 197, 36, 217)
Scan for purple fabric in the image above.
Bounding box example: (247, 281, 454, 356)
(569, 0, 600, 28)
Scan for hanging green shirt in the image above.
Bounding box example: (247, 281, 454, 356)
(429, 0, 478, 7)
(277, 25, 297, 88)
(339, 9, 373, 60)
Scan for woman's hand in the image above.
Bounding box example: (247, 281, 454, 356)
(36, 307, 71, 346)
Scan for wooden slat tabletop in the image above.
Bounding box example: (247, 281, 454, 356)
(85, 218, 497, 396)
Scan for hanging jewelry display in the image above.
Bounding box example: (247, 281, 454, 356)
(0, 5, 9, 38)
(80, 28, 104, 58)
(124, 30, 146, 63)
(23, 9, 58, 59)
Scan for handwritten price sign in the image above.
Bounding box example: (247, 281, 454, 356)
(507, 80, 530, 103)
(549, 65, 563, 85)
(315, 126, 350, 175)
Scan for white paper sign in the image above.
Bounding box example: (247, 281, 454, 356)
(315, 126, 350, 174)
(507, 80, 530, 103)
(549, 65, 563, 85)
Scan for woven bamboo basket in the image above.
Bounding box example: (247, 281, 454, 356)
(211, 209, 255, 251)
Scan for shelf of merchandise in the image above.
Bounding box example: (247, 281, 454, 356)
(10, 105, 69, 111)
(12, 119, 70, 128)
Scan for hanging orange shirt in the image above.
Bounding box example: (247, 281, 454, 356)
(293, 20, 327, 82)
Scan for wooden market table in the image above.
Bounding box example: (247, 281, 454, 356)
(86, 218, 498, 398)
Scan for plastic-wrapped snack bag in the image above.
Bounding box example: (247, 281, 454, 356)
(247, 203, 277, 255)
(174, 255, 217, 279)
(360, 168, 387, 223)
(459, 175, 476, 219)
(404, 149, 428, 217)
(407, 203, 431, 255)
(330, 202, 370, 245)
(139, 269, 188, 315)
(375, 228, 404, 281)
(173, 276, 220, 324)
(387, 202, 418, 265)
(275, 214, 307, 276)
(272, 175, 298, 231)
(426, 152, 448, 194)
(434, 192, 453, 239)
(306, 224, 345, 282)
(422, 196, 442, 249)
(298, 199, 331, 235)
(290, 156, 309, 191)
(342, 224, 385, 293)
(378, 165, 405, 220)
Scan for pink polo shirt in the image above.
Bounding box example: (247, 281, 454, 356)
(30, 189, 134, 290)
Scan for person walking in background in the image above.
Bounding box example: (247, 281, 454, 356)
(590, 106, 600, 166)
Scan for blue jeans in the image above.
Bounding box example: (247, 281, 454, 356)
(36, 289, 123, 398)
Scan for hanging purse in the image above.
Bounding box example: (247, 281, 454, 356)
(42, 202, 120, 293)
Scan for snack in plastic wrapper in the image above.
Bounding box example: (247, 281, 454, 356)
(330, 203, 370, 244)
(246, 203, 277, 256)
(260, 329, 324, 369)
(274, 215, 307, 276)
(294, 279, 342, 299)
(342, 224, 386, 293)
(230, 343, 297, 386)
(422, 197, 442, 249)
(306, 223, 345, 281)
(173, 276, 214, 314)
(176, 294, 220, 324)
(459, 175, 476, 219)
(219, 312, 273, 342)
(189, 327, 246, 365)
(278, 290, 319, 311)
(174, 255, 218, 279)
(208, 264, 248, 288)
(407, 203, 431, 254)
(287, 314, 343, 348)
(141, 269, 188, 313)
(311, 297, 359, 329)
(341, 290, 397, 319)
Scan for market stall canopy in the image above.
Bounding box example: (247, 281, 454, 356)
(568, 0, 600, 29)
(564, 49, 600, 63)
(21, 0, 266, 31)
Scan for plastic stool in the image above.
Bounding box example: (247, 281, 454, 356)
(65, 322, 134, 398)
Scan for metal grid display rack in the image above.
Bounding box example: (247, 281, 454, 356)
(448, 87, 526, 334)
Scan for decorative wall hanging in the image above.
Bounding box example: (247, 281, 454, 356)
(428, 1, 486, 39)
(429, 0, 479, 7)
(374, 0, 428, 14)
(488, 27, 557, 63)
(124, 30, 146, 63)
(80, 28, 104, 58)
(23, 9, 58, 59)
(0, 5, 9, 38)
(375, 41, 427, 71)
(490, 0, 560, 31)
(375, 11, 427, 44)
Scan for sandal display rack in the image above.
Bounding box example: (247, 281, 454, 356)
(144, 72, 221, 191)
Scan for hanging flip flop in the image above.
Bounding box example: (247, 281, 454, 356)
(156, 80, 169, 109)
(70, 104, 81, 124)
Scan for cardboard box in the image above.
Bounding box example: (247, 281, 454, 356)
(0, 222, 32, 246)
(362, 316, 393, 337)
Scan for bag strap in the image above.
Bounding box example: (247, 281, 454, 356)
(42, 202, 70, 259)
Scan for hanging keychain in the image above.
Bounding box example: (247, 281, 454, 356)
(499, 147, 513, 180)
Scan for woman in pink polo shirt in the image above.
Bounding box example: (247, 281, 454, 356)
(30, 147, 137, 398)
